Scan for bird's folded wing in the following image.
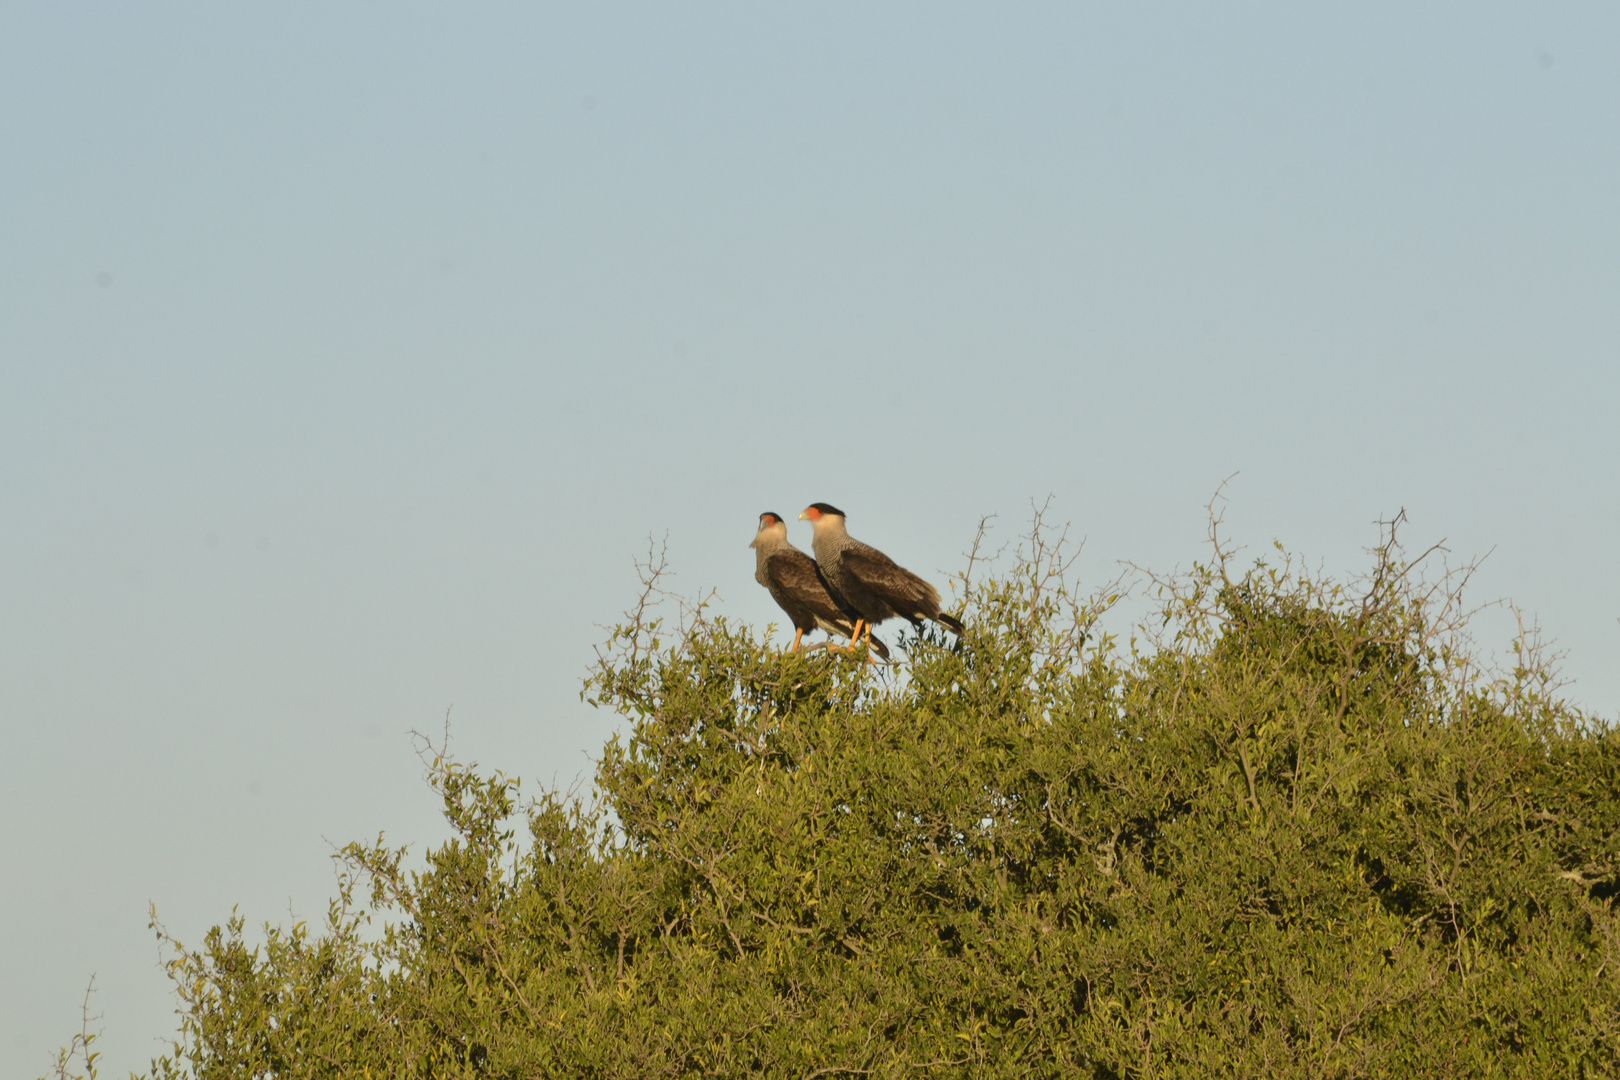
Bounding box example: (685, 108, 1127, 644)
(768, 550, 829, 597)
(838, 547, 921, 596)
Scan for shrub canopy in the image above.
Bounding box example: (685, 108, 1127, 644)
(104, 516, 1620, 1079)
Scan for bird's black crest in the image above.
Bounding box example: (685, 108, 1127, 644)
(759, 511, 785, 526)
(808, 502, 845, 517)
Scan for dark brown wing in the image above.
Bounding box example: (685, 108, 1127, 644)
(765, 549, 853, 630)
(837, 544, 940, 620)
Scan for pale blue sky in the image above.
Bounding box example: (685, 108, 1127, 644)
(3, 5, 1617, 1075)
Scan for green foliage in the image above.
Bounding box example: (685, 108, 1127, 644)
(100, 514, 1620, 1078)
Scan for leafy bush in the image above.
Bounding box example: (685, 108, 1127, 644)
(74, 512, 1620, 1078)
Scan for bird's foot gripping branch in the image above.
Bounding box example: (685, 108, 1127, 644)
(113, 509, 1619, 1080)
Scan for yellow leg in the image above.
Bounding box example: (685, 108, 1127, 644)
(789, 627, 804, 652)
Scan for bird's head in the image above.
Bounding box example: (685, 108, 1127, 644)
(798, 503, 845, 530)
(751, 511, 788, 547)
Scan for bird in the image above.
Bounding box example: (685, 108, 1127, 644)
(750, 511, 890, 660)
(798, 503, 966, 651)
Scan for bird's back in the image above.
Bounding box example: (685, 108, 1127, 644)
(761, 544, 846, 629)
(815, 531, 906, 623)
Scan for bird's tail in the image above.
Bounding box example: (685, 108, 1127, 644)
(867, 635, 891, 662)
(935, 611, 966, 636)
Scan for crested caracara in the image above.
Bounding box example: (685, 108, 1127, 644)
(751, 512, 890, 659)
(798, 503, 966, 650)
